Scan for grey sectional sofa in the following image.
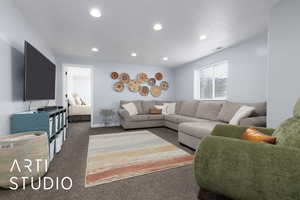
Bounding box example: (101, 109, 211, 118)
(118, 100, 266, 149)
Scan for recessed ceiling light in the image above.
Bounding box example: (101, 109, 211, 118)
(200, 35, 207, 40)
(153, 23, 163, 31)
(89, 8, 101, 18)
(163, 57, 168, 61)
(131, 52, 137, 57)
(91, 47, 99, 52)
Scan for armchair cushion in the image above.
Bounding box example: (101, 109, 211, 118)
(194, 136, 300, 200)
(273, 117, 300, 148)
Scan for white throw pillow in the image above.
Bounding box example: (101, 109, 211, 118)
(164, 103, 176, 115)
(155, 103, 176, 115)
(229, 106, 255, 125)
(155, 105, 168, 115)
(122, 103, 138, 116)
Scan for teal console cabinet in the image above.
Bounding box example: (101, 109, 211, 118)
(11, 108, 68, 162)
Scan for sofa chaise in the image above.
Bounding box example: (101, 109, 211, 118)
(118, 100, 266, 149)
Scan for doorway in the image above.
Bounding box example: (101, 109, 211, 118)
(62, 64, 93, 125)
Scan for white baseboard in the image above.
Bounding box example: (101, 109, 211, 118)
(91, 122, 120, 128)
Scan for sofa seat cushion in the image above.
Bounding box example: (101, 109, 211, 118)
(147, 115, 165, 120)
(179, 121, 225, 139)
(126, 114, 164, 122)
(165, 114, 208, 124)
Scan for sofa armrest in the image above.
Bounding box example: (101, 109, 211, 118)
(211, 124, 275, 138)
(194, 136, 300, 199)
(239, 116, 266, 127)
(118, 109, 130, 120)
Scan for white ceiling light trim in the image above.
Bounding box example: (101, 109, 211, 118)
(153, 23, 163, 31)
(199, 35, 207, 40)
(91, 47, 99, 52)
(163, 57, 168, 61)
(89, 8, 102, 18)
(131, 52, 137, 57)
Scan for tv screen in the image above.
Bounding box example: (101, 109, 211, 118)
(24, 41, 56, 100)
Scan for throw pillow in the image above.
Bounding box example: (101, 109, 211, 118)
(217, 101, 241, 122)
(229, 106, 255, 125)
(164, 103, 176, 115)
(74, 97, 81, 105)
(122, 103, 138, 116)
(155, 105, 168, 115)
(149, 108, 162, 114)
(241, 128, 276, 144)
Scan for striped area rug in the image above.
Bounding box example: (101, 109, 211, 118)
(85, 130, 193, 187)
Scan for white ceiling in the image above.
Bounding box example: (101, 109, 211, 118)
(13, 0, 279, 67)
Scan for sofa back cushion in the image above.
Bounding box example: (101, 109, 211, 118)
(217, 101, 267, 122)
(195, 102, 223, 121)
(245, 102, 266, 116)
(175, 101, 183, 114)
(179, 101, 199, 117)
(141, 101, 156, 114)
(120, 100, 143, 114)
(217, 101, 241, 122)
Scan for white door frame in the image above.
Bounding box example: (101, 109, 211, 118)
(62, 63, 94, 127)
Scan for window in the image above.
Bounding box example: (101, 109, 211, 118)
(194, 61, 228, 100)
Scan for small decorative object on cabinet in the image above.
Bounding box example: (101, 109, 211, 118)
(100, 109, 115, 127)
(10, 108, 68, 163)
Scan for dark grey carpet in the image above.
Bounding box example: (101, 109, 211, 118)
(0, 122, 229, 200)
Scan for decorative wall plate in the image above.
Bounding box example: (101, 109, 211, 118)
(119, 73, 130, 83)
(160, 81, 169, 90)
(113, 82, 124, 92)
(137, 73, 148, 83)
(151, 86, 162, 97)
(128, 80, 140, 93)
(111, 72, 119, 80)
(155, 72, 163, 81)
(139, 86, 149, 96)
(148, 78, 156, 86)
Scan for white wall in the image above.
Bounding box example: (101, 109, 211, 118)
(174, 33, 268, 103)
(0, 1, 56, 136)
(58, 57, 176, 127)
(267, 0, 300, 128)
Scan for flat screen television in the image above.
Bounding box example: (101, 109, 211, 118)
(24, 41, 56, 101)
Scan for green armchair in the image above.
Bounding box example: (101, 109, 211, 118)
(194, 99, 300, 200)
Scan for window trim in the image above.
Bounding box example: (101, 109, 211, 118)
(194, 60, 228, 100)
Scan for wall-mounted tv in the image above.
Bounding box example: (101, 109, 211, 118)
(24, 41, 56, 101)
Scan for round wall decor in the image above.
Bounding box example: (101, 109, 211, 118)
(151, 85, 162, 97)
(155, 72, 163, 81)
(148, 78, 156, 86)
(113, 82, 125, 92)
(128, 80, 140, 93)
(119, 73, 130, 83)
(111, 72, 119, 80)
(137, 73, 148, 83)
(160, 81, 169, 90)
(139, 86, 149, 96)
